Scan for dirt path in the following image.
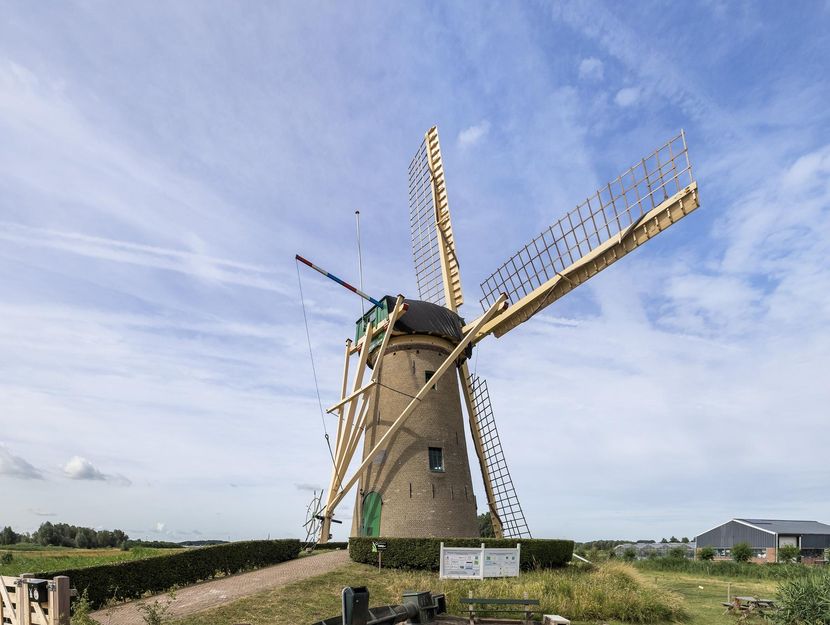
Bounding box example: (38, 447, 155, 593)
(91, 550, 349, 625)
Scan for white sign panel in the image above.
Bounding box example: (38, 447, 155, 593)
(440, 543, 521, 579)
(483, 545, 521, 578)
(439, 543, 484, 579)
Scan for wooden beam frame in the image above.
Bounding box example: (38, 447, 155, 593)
(318, 296, 406, 543)
(325, 294, 507, 513)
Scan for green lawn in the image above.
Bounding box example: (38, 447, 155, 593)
(0, 546, 183, 577)
(173, 561, 781, 625)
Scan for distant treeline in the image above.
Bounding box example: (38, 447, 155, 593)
(1, 523, 128, 549)
(1, 523, 229, 550)
(125, 539, 228, 549)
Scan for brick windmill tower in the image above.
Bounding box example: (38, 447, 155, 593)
(302, 127, 699, 542)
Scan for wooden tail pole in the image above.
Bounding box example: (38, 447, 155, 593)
(295, 254, 382, 307)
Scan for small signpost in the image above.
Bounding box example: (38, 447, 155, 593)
(439, 543, 521, 580)
(372, 541, 387, 570)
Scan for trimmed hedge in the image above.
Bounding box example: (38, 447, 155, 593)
(36, 539, 300, 609)
(314, 541, 349, 551)
(349, 537, 573, 570)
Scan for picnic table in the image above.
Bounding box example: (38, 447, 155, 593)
(721, 596, 778, 615)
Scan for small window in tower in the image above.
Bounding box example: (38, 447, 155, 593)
(428, 446, 444, 472)
(425, 370, 437, 390)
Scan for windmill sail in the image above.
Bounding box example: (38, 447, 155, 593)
(477, 131, 699, 338)
(466, 372, 531, 539)
(409, 126, 464, 310)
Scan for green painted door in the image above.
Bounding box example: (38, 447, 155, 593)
(361, 492, 382, 537)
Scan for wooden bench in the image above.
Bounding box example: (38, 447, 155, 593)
(460, 594, 540, 624)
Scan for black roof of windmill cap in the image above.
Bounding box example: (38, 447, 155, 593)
(378, 295, 466, 343)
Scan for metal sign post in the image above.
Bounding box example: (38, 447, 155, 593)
(372, 541, 387, 570)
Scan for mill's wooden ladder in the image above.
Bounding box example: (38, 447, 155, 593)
(468, 374, 531, 539)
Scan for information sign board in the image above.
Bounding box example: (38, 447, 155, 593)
(439, 542, 521, 579)
(483, 545, 521, 578)
(439, 543, 484, 579)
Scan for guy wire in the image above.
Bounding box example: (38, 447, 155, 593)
(295, 259, 336, 466)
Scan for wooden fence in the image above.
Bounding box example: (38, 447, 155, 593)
(0, 575, 70, 625)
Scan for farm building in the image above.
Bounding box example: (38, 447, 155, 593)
(695, 519, 830, 564)
(613, 541, 696, 560)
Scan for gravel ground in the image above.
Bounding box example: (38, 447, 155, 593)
(90, 549, 350, 625)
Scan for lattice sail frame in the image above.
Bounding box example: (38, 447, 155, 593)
(467, 373, 531, 539)
(409, 127, 463, 310)
(479, 132, 697, 333)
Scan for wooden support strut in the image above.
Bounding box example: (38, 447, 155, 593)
(326, 294, 507, 513)
(319, 296, 406, 543)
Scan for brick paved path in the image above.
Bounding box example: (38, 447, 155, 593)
(91, 549, 349, 624)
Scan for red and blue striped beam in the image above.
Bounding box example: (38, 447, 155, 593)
(295, 254, 383, 308)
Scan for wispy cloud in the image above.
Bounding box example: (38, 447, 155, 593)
(458, 121, 491, 148)
(614, 86, 640, 107)
(62, 456, 132, 486)
(578, 57, 604, 81)
(0, 222, 288, 294)
(0, 444, 43, 480)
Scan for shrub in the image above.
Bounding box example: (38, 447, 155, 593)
(622, 547, 637, 562)
(313, 541, 348, 551)
(778, 544, 800, 563)
(635, 558, 813, 580)
(773, 570, 830, 625)
(0, 552, 13, 565)
(668, 547, 687, 560)
(348, 536, 572, 570)
(698, 546, 715, 561)
(731, 542, 753, 563)
(70, 591, 96, 625)
(36, 539, 300, 609)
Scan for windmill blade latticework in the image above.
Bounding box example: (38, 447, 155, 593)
(468, 373, 531, 539)
(479, 131, 698, 337)
(409, 127, 463, 309)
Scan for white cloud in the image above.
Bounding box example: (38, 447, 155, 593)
(155, 522, 166, 533)
(457, 121, 491, 148)
(63, 456, 132, 485)
(578, 57, 604, 81)
(614, 86, 641, 107)
(0, 444, 43, 480)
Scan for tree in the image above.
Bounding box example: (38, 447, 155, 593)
(668, 546, 687, 559)
(681, 537, 690, 543)
(622, 547, 637, 562)
(477, 512, 494, 538)
(731, 542, 754, 563)
(660, 537, 668, 543)
(669, 536, 679, 543)
(778, 544, 800, 563)
(0, 526, 18, 545)
(698, 546, 715, 561)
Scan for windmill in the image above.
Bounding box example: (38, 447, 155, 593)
(305, 127, 699, 542)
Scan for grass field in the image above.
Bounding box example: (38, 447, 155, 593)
(172, 561, 783, 625)
(0, 545, 183, 577)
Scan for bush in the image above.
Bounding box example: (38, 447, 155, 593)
(36, 539, 300, 609)
(349, 537, 572, 570)
(622, 547, 637, 562)
(731, 542, 753, 563)
(0, 552, 13, 565)
(635, 558, 814, 580)
(698, 546, 715, 561)
(773, 570, 830, 625)
(313, 541, 348, 551)
(778, 544, 800, 563)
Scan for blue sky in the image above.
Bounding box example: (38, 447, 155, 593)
(1, 2, 828, 542)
